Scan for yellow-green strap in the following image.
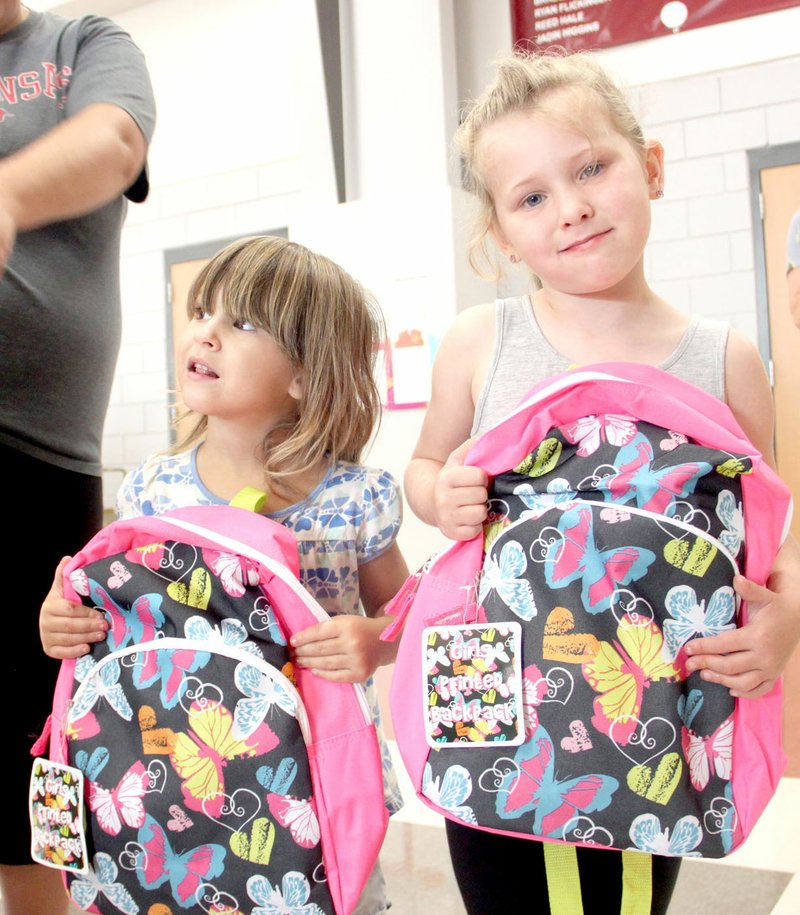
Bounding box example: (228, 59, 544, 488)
(229, 486, 268, 513)
(543, 842, 584, 915)
(621, 850, 652, 915)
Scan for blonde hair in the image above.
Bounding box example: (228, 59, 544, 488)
(454, 49, 645, 279)
(175, 235, 384, 490)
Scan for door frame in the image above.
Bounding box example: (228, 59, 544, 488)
(748, 141, 800, 367)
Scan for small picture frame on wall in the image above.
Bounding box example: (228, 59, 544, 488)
(377, 328, 438, 409)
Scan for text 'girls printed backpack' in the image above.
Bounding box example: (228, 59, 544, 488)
(385, 363, 791, 861)
(30, 501, 387, 915)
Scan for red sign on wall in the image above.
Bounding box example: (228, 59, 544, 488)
(511, 0, 800, 53)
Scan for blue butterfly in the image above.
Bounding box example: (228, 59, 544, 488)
(596, 433, 712, 514)
(544, 506, 655, 615)
(716, 490, 745, 558)
(628, 813, 703, 856)
(479, 539, 537, 620)
(72, 655, 133, 722)
(89, 579, 165, 651)
(495, 725, 618, 838)
(421, 763, 477, 824)
(135, 815, 226, 908)
(132, 643, 211, 709)
(513, 478, 575, 519)
(185, 614, 262, 656)
(70, 852, 138, 914)
(232, 660, 298, 739)
(247, 871, 325, 915)
(662, 584, 736, 660)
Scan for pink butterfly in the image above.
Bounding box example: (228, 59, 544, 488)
(107, 561, 131, 590)
(87, 761, 148, 836)
(167, 804, 194, 832)
(203, 549, 260, 598)
(89, 581, 165, 650)
(598, 434, 711, 515)
(496, 725, 618, 837)
(135, 814, 225, 906)
(682, 716, 733, 790)
(562, 413, 637, 457)
(545, 506, 656, 615)
(267, 793, 320, 848)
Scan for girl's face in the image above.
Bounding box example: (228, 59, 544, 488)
(179, 292, 303, 430)
(480, 92, 663, 299)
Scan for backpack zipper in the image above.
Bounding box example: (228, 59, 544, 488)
(497, 497, 740, 575)
(67, 637, 311, 744)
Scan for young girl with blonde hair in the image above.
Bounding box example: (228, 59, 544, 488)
(405, 50, 800, 914)
(41, 234, 409, 915)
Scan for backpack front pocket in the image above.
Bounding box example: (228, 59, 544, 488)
(422, 500, 740, 858)
(65, 640, 335, 914)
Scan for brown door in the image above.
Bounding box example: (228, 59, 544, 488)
(758, 158, 800, 775)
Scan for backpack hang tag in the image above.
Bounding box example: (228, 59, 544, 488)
(422, 622, 525, 748)
(29, 757, 89, 873)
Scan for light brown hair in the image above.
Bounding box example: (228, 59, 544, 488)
(175, 235, 384, 490)
(455, 49, 645, 279)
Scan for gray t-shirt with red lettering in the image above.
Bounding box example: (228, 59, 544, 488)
(0, 10, 155, 474)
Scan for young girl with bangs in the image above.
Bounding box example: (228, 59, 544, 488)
(404, 50, 800, 914)
(40, 234, 409, 915)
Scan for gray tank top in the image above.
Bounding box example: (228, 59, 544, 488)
(471, 295, 729, 437)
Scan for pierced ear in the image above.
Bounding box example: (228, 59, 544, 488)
(288, 370, 304, 401)
(644, 139, 665, 199)
(489, 222, 518, 263)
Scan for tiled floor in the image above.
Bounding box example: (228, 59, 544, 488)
(382, 740, 800, 914)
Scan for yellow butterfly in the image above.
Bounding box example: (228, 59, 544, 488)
(170, 703, 278, 816)
(583, 614, 682, 746)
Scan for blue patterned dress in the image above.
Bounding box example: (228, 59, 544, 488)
(117, 447, 404, 814)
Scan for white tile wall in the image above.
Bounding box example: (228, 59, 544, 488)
(687, 191, 752, 237)
(767, 101, 800, 146)
(637, 56, 800, 349)
(685, 109, 767, 158)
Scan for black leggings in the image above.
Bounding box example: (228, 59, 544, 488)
(445, 818, 681, 915)
(3, 445, 102, 865)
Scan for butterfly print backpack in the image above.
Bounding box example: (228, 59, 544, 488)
(30, 503, 387, 915)
(384, 363, 792, 860)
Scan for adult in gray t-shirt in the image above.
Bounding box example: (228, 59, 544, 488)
(0, 4, 155, 909)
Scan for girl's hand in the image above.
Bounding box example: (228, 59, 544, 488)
(434, 440, 489, 541)
(40, 557, 108, 659)
(290, 615, 395, 682)
(684, 574, 800, 698)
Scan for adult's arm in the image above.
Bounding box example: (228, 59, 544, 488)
(0, 101, 148, 270)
